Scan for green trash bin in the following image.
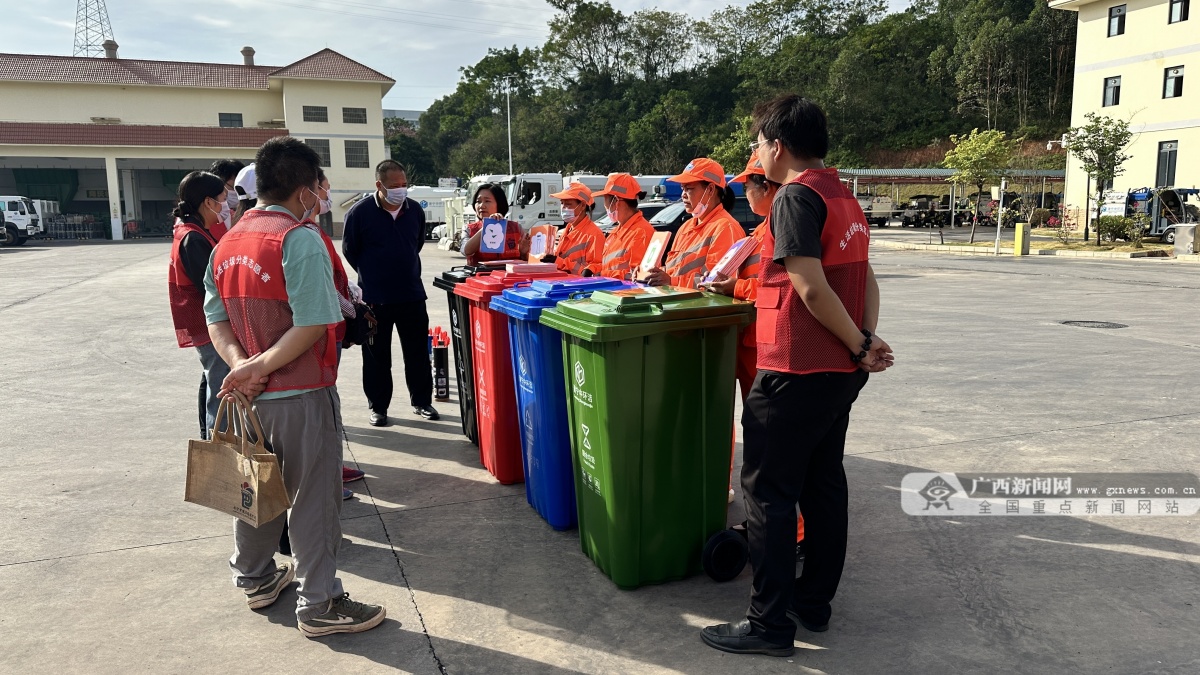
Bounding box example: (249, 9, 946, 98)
(539, 286, 753, 589)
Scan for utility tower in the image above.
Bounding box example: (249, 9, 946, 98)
(73, 0, 115, 57)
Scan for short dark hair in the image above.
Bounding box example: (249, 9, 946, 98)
(254, 136, 321, 203)
(172, 171, 226, 221)
(209, 159, 245, 183)
(751, 94, 829, 160)
(317, 168, 327, 183)
(376, 159, 406, 181)
(472, 183, 509, 216)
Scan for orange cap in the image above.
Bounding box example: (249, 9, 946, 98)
(668, 157, 727, 188)
(730, 152, 765, 184)
(591, 173, 643, 200)
(550, 182, 594, 205)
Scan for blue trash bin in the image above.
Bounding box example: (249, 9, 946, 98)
(490, 277, 634, 529)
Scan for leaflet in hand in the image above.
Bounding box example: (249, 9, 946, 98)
(635, 232, 671, 281)
(480, 217, 509, 254)
(527, 224, 559, 262)
(702, 237, 757, 284)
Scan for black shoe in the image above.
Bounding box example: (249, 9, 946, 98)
(786, 608, 828, 633)
(413, 405, 439, 420)
(700, 620, 794, 657)
(369, 412, 388, 427)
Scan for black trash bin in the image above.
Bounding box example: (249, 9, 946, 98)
(432, 265, 499, 444)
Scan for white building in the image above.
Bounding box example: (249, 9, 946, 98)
(0, 44, 394, 238)
(1051, 0, 1197, 221)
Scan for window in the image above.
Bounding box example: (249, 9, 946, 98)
(302, 105, 329, 123)
(344, 140, 370, 168)
(305, 139, 331, 167)
(1108, 5, 1126, 36)
(7, 201, 19, 211)
(1157, 141, 1178, 187)
(1170, 0, 1190, 23)
(1103, 76, 1122, 106)
(218, 113, 243, 128)
(1164, 66, 1185, 98)
(517, 181, 542, 207)
(343, 107, 368, 124)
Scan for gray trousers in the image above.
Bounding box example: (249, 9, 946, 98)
(195, 342, 231, 441)
(229, 386, 345, 620)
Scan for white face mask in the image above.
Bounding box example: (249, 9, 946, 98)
(225, 189, 239, 209)
(300, 188, 319, 222)
(385, 186, 408, 205)
(319, 197, 332, 215)
(693, 184, 713, 218)
(605, 199, 618, 224)
(209, 199, 231, 225)
(561, 207, 576, 222)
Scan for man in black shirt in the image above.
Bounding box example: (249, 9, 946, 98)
(702, 95, 894, 657)
(343, 160, 438, 426)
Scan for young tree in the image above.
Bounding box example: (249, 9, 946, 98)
(943, 128, 1019, 243)
(1065, 112, 1132, 245)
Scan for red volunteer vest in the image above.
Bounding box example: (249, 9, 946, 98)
(212, 209, 338, 393)
(756, 168, 869, 374)
(168, 218, 216, 348)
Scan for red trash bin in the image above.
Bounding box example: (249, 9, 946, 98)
(453, 269, 571, 483)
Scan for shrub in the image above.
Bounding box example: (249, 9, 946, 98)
(1127, 212, 1148, 249)
(1031, 208, 1052, 227)
(1096, 215, 1134, 243)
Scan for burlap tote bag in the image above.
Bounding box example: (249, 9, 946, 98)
(184, 391, 290, 527)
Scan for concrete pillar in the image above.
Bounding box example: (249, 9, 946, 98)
(121, 169, 139, 222)
(104, 155, 123, 240)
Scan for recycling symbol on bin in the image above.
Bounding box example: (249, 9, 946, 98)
(519, 355, 528, 377)
(574, 361, 586, 387)
(581, 423, 592, 450)
(524, 409, 533, 431)
(475, 319, 482, 338)
(451, 308, 458, 327)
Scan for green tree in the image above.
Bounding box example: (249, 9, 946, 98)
(710, 116, 754, 173)
(384, 118, 437, 184)
(943, 128, 1019, 243)
(627, 90, 703, 173)
(1066, 112, 1132, 245)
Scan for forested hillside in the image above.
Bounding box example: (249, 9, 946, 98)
(389, 0, 1076, 180)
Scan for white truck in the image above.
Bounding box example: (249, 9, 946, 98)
(465, 173, 565, 230)
(1, 195, 41, 246)
(406, 186, 464, 238)
(856, 194, 898, 227)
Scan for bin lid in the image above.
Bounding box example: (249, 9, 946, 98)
(453, 269, 571, 302)
(539, 286, 752, 342)
(432, 265, 490, 292)
(490, 277, 633, 321)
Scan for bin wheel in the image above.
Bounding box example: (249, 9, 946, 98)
(702, 529, 749, 582)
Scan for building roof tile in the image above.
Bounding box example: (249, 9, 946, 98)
(0, 48, 393, 89)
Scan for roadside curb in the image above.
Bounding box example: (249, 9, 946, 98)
(871, 240, 1172, 259)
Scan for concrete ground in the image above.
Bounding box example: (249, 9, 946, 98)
(1, 239, 1198, 674)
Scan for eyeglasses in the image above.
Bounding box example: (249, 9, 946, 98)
(748, 139, 771, 152)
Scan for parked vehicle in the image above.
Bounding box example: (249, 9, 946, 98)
(1, 196, 40, 246)
(856, 194, 898, 227)
(901, 195, 972, 228)
(1114, 187, 1200, 244)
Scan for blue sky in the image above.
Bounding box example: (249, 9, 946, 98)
(14, 0, 911, 111)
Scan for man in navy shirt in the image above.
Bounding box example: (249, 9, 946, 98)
(343, 159, 438, 426)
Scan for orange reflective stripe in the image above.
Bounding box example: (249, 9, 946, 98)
(675, 256, 708, 278)
(603, 248, 629, 264)
(560, 241, 591, 258)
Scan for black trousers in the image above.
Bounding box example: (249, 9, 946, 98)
(741, 368, 868, 643)
(361, 300, 433, 412)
